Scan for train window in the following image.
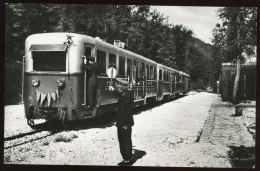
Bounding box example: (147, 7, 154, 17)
(179, 74, 182, 82)
(134, 60, 139, 80)
(97, 50, 106, 74)
(163, 70, 166, 81)
(159, 69, 162, 81)
(32, 51, 66, 72)
(119, 56, 125, 76)
(109, 53, 116, 69)
(154, 67, 157, 80)
(127, 59, 132, 77)
(138, 62, 141, 78)
(146, 64, 150, 79)
(85, 47, 92, 57)
(141, 62, 145, 78)
(150, 66, 154, 79)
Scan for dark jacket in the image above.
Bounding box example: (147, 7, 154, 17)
(114, 89, 134, 127)
(85, 62, 98, 86)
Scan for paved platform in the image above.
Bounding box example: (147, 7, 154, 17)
(200, 97, 255, 147)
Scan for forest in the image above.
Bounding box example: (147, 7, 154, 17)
(5, 4, 223, 104)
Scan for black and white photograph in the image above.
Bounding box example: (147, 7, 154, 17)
(3, 1, 257, 168)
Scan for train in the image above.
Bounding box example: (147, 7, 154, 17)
(22, 32, 190, 127)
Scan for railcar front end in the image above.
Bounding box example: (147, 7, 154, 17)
(23, 33, 91, 127)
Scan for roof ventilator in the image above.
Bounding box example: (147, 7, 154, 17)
(114, 40, 125, 48)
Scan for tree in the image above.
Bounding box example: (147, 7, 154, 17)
(171, 25, 193, 71)
(5, 3, 219, 98)
(213, 7, 257, 104)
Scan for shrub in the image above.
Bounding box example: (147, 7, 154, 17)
(53, 133, 78, 143)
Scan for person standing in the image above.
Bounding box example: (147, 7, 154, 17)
(109, 83, 134, 165)
(84, 56, 98, 110)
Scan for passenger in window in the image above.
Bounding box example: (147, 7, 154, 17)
(84, 56, 98, 110)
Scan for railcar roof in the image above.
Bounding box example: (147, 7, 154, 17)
(157, 63, 179, 73)
(157, 63, 190, 77)
(26, 32, 189, 77)
(26, 32, 156, 64)
(92, 36, 157, 65)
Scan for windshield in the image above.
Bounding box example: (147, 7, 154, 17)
(32, 51, 66, 72)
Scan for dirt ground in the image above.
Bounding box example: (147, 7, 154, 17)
(3, 92, 256, 167)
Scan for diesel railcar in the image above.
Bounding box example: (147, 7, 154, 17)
(23, 32, 190, 127)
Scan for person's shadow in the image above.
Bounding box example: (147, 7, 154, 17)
(118, 149, 146, 166)
(131, 149, 147, 164)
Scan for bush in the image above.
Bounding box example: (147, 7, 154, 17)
(53, 133, 78, 143)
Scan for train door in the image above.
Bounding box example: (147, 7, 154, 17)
(83, 45, 95, 107)
(174, 75, 177, 93)
(185, 77, 189, 92)
(179, 74, 183, 92)
(142, 62, 146, 98)
(170, 73, 173, 93)
(136, 60, 143, 99)
(132, 60, 138, 99)
(127, 58, 133, 82)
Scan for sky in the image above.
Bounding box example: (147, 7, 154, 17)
(151, 6, 222, 44)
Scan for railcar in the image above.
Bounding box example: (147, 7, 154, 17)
(22, 32, 189, 127)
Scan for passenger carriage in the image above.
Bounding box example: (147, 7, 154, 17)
(156, 64, 190, 101)
(23, 32, 189, 127)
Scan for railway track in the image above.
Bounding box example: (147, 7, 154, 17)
(4, 131, 55, 149)
(4, 122, 61, 149)
(4, 129, 43, 141)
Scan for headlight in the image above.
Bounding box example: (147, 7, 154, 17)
(57, 78, 65, 88)
(32, 79, 40, 87)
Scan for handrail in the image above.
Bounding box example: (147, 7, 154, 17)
(82, 55, 87, 106)
(21, 56, 25, 104)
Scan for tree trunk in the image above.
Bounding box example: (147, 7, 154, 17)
(232, 58, 241, 104)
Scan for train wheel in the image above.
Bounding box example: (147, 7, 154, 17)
(58, 108, 67, 128)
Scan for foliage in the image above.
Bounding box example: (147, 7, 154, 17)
(53, 133, 78, 143)
(5, 4, 221, 104)
(213, 7, 257, 62)
(5, 59, 22, 105)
